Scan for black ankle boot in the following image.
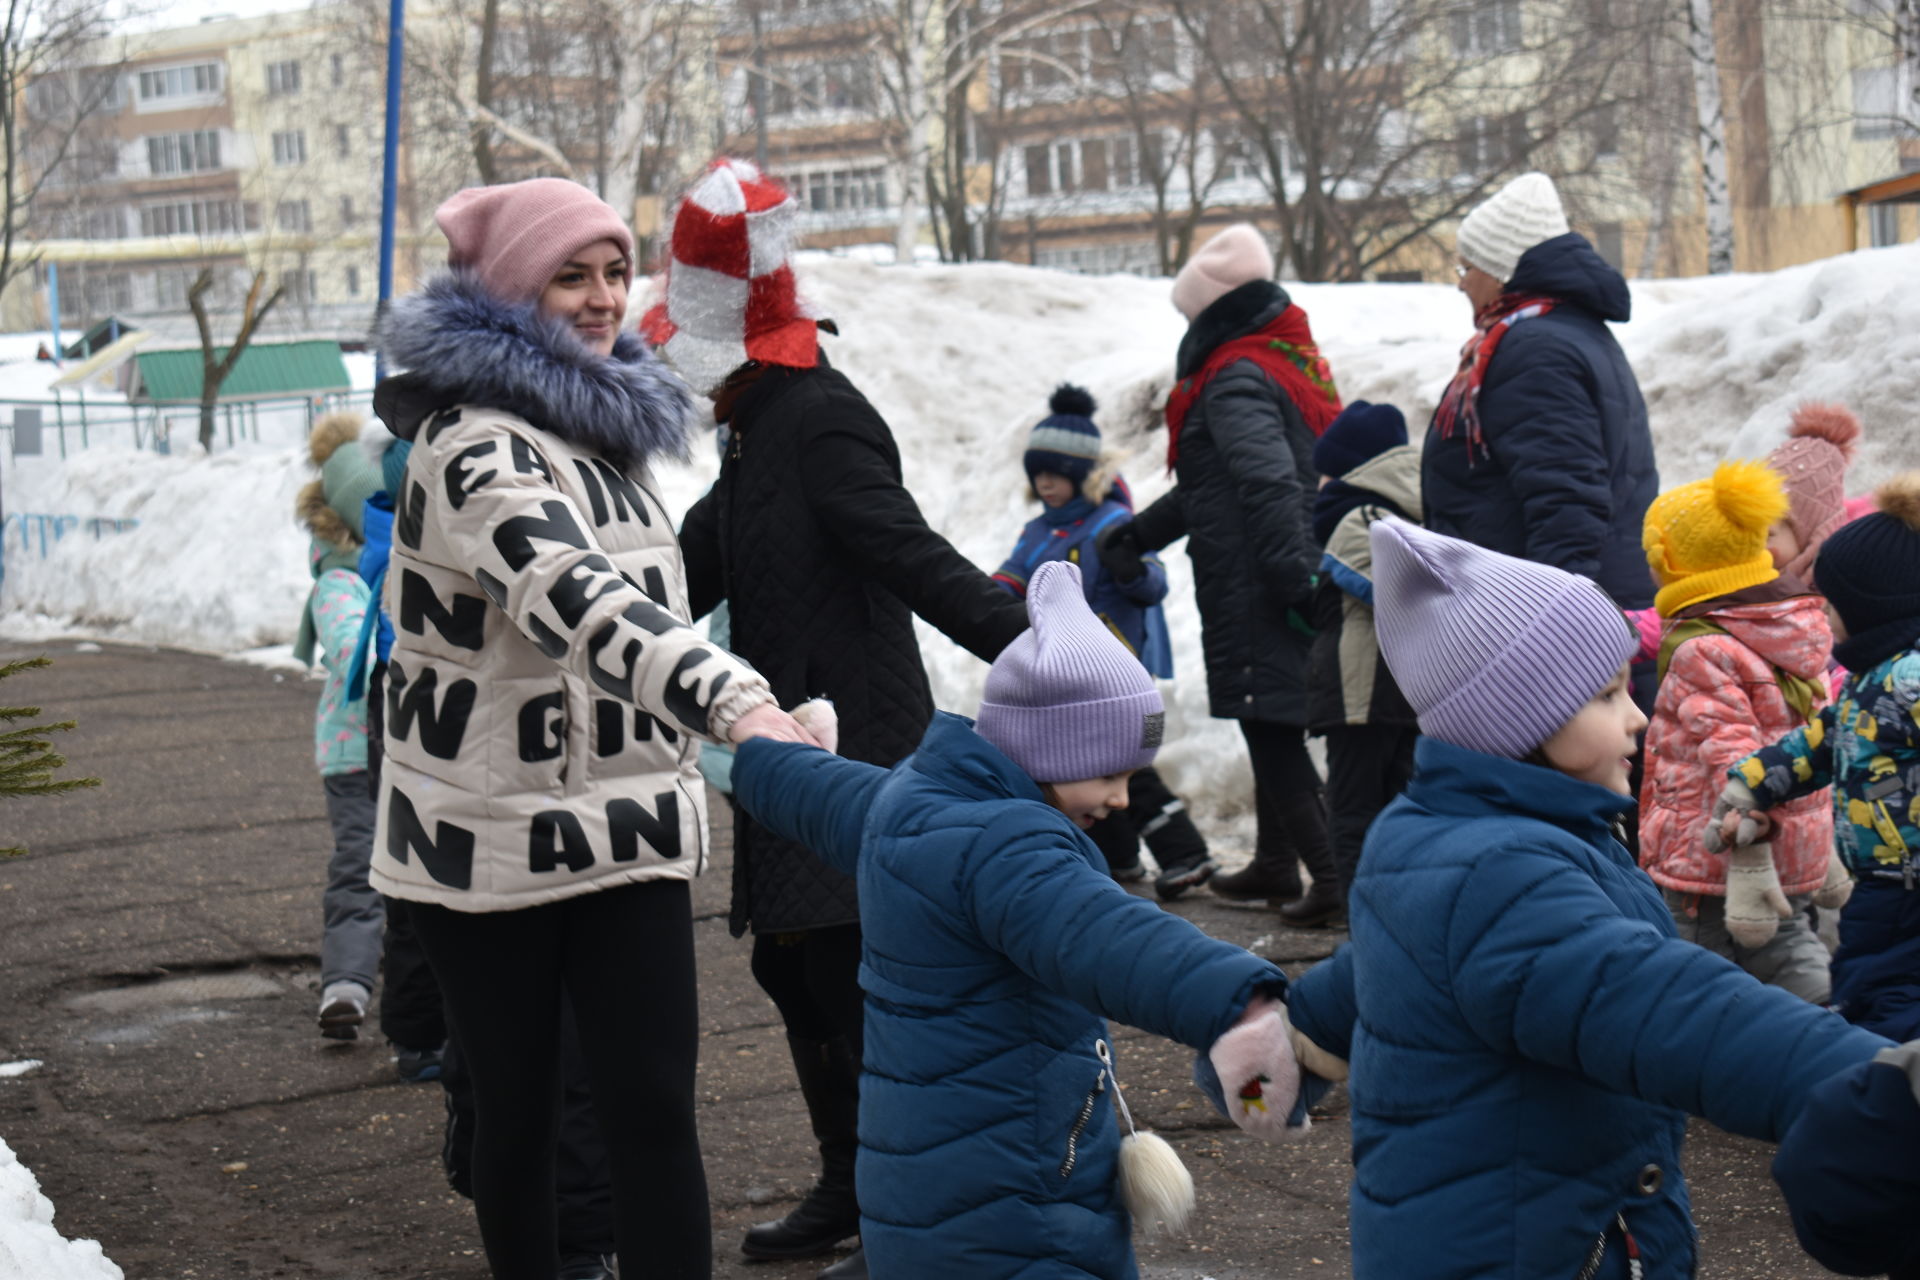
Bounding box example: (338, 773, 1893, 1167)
(742, 1036, 861, 1260)
(819, 1245, 867, 1278)
(1278, 878, 1345, 928)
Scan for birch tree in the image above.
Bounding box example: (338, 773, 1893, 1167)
(1683, 0, 1735, 272)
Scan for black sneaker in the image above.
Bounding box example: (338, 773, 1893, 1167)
(1108, 860, 1148, 883)
(557, 1252, 616, 1280)
(394, 1044, 444, 1084)
(1153, 856, 1217, 902)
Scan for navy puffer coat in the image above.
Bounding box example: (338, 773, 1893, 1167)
(1288, 736, 1889, 1279)
(733, 714, 1286, 1279)
(1421, 233, 1659, 609)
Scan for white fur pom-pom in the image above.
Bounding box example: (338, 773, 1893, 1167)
(1118, 1130, 1194, 1236)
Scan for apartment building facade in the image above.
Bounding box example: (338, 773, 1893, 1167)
(15, 9, 399, 339)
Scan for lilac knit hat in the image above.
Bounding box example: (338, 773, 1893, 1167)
(975, 561, 1164, 783)
(1371, 518, 1634, 759)
(436, 178, 635, 306)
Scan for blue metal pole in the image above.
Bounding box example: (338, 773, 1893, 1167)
(47, 261, 62, 367)
(375, 0, 406, 381)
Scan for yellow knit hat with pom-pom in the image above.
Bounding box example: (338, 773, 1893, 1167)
(1643, 460, 1790, 617)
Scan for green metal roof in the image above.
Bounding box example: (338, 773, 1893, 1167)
(131, 340, 351, 403)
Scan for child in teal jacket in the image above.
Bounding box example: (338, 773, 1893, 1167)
(292, 413, 386, 1041)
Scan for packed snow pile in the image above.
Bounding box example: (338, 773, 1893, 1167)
(3, 243, 1917, 825)
(0, 1138, 122, 1280)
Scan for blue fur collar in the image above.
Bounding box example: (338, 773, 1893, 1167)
(375, 271, 692, 470)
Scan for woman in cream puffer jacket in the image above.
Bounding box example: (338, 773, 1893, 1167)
(369, 178, 809, 1280)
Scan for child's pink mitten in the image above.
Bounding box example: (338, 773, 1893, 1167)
(1207, 999, 1303, 1142)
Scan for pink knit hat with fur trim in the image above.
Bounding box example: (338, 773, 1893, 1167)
(436, 178, 634, 306)
(1767, 402, 1862, 584)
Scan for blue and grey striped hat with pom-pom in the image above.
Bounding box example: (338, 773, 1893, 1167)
(1024, 384, 1101, 491)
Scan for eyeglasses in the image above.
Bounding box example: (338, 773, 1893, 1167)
(1453, 263, 1471, 280)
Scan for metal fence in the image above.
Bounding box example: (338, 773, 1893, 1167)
(0, 390, 376, 460)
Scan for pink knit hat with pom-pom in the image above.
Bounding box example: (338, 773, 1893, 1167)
(1767, 402, 1862, 584)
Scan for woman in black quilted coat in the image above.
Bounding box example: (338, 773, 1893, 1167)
(1099, 225, 1342, 923)
(649, 159, 1026, 1280)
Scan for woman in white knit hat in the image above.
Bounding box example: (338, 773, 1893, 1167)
(1424, 171, 1659, 625)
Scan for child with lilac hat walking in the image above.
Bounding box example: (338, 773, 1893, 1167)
(728, 560, 1326, 1280)
(1284, 518, 1889, 1279)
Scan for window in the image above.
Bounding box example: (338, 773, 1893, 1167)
(1593, 221, 1624, 268)
(271, 129, 307, 165)
(792, 166, 890, 213)
(276, 199, 312, 232)
(282, 268, 319, 304)
(1450, 0, 1522, 54)
(266, 60, 301, 95)
(81, 270, 133, 318)
(145, 130, 222, 175)
(330, 53, 345, 87)
(335, 124, 351, 158)
(1853, 68, 1901, 140)
(48, 204, 127, 239)
(26, 68, 124, 120)
(1214, 128, 1262, 182)
(139, 198, 244, 236)
(1591, 104, 1620, 158)
(339, 195, 356, 226)
(1033, 241, 1158, 275)
(345, 264, 361, 296)
(136, 61, 223, 103)
(1456, 114, 1528, 173)
(1869, 203, 1901, 247)
(154, 269, 198, 311)
(768, 58, 875, 116)
(1024, 144, 1053, 196)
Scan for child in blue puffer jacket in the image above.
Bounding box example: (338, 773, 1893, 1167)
(732, 560, 1322, 1280)
(991, 384, 1214, 901)
(1284, 518, 1891, 1280)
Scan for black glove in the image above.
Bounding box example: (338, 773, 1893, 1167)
(1097, 522, 1147, 586)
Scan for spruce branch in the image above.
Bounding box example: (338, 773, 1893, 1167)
(0, 656, 101, 856)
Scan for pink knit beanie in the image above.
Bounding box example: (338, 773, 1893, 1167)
(1171, 224, 1275, 321)
(436, 178, 635, 306)
(1767, 402, 1863, 584)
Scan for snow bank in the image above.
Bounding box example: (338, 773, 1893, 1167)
(4, 243, 1918, 826)
(0, 1138, 122, 1280)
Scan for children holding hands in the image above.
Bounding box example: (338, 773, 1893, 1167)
(729, 560, 1319, 1279)
(1712, 472, 1920, 1042)
(1283, 517, 1889, 1279)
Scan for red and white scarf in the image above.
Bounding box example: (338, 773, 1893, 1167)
(1433, 293, 1558, 463)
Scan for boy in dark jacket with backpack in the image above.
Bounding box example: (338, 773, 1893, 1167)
(1301, 401, 1422, 922)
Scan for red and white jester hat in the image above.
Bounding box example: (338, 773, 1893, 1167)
(640, 157, 822, 395)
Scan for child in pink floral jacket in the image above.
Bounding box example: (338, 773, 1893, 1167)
(1639, 460, 1844, 1002)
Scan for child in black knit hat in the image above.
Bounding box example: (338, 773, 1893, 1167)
(1717, 470, 1920, 1044)
(990, 384, 1216, 900)
(1294, 400, 1423, 926)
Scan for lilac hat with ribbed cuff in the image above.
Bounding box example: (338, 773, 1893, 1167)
(975, 561, 1165, 783)
(1370, 517, 1634, 759)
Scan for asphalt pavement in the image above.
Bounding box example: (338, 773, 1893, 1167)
(0, 639, 1843, 1279)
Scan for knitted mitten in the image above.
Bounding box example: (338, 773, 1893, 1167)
(1205, 1000, 1304, 1141)
(1704, 778, 1766, 853)
(1811, 850, 1855, 911)
(1725, 843, 1792, 948)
